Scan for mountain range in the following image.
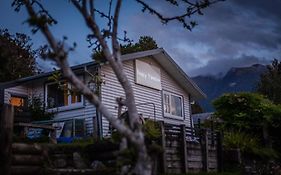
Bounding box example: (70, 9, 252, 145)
(192, 64, 267, 112)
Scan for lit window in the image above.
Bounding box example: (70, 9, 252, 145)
(10, 96, 27, 107)
(70, 84, 82, 104)
(46, 82, 82, 109)
(163, 91, 183, 118)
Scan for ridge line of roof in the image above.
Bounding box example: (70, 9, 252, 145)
(160, 50, 206, 98)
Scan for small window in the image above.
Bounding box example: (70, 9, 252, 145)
(163, 91, 183, 119)
(10, 96, 27, 108)
(46, 82, 83, 109)
(70, 85, 82, 104)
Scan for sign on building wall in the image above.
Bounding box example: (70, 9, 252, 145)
(135, 60, 161, 90)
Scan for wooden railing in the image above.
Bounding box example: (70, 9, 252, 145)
(14, 122, 56, 143)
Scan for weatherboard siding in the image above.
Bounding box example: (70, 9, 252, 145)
(44, 74, 97, 135)
(100, 57, 191, 137)
(161, 63, 191, 126)
(4, 85, 29, 104)
(6, 76, 97, 135)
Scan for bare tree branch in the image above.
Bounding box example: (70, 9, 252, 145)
(22, 0, 139, 144)
(89, 0, 95, 17)
(71, 0, 141, 131)
(136, 0, 224, 30)
(71, 1, 151, 174)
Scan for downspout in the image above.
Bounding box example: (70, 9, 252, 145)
(189, 94, 194, 128)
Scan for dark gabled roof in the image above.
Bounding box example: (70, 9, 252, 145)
(0, 48, 206, 99)
(0, 60, 98, 88)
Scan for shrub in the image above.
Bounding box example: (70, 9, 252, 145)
(223, 132, 259, 152)
(28, 95, 55, 121)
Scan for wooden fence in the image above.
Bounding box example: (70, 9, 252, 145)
(160, 122, 223, 174)
(0, 104, 57, 175)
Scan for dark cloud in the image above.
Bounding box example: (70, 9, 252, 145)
(232, 0, 281, 20)
(1, 0, 280, 75)
(190, 55, 270, 76)
(125, 0, 281, 76)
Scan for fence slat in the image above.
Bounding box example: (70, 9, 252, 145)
(216, 131, 223, 172)
(181, 125, 188, 173)
(201, 129, 209, 172)
(160, 121, 167, 174)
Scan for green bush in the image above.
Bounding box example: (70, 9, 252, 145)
(28, 95, 55, 121)
(223, 132, 259, 152)
(143, 120, 161, 140)
(223, 132, 278, 159)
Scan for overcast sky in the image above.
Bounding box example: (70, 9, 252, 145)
(0, 0, 280, 76)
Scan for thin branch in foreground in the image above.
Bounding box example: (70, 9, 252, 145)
(136, 0, 224, 30)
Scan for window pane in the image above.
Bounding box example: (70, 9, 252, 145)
(70, 85, 82, 104)
(163, 94, 170, 113)
(62, 120, 73, 137)
(74, 119, 85, 137)
(63, 84, 68, 106)
(10, 96, 26, 107)
(171, 95, 182, 117)
(47, 83, 68, 108)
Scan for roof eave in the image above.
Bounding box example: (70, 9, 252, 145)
(153, 49, 206, 100)
(0, 61, 99, 89)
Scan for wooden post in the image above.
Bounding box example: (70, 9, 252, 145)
(93, 115, 99, 139)
(211, 121, 215, 146)
(0, 104, 14, 175)
(159, 121, 167, 174)
(198, 119, 201, 129)
(50, 129, 57, 144)
(0, 88, 4, 106)
(216, 131, 223, 172)
(201, 129, 209, 172)
(181, 125, 188, 173)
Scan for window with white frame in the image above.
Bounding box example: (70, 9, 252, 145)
(46, 81, 82, 109)
(163, 91, 183, 119)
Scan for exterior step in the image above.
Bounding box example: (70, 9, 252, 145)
(12, 154, 43, 165)
(11, 165, 43, 175)
(12, 143, 43, 154)
(45, 168, 115, 175)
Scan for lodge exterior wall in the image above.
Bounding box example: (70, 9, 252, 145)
(4, 85, 28, 104)
(4, 56, 193, 138)
(4, 75, 96, 136)
(100, 57, 191, 137)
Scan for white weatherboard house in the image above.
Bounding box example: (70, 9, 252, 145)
(0, 48, 205, 138)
